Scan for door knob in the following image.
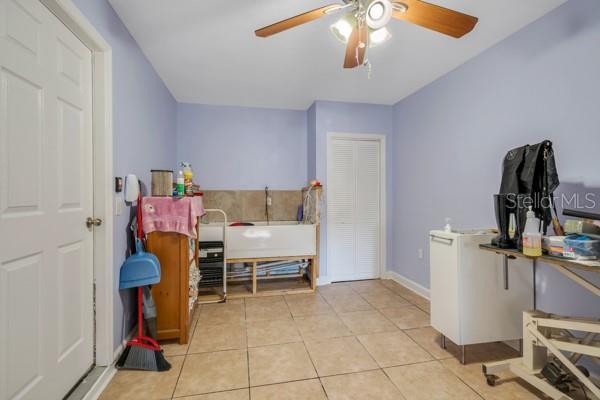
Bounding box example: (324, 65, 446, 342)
(86, 217, 103, 228)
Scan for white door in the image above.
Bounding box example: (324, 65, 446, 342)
(327, 136, 382, 281)
(0, 0, 94, 399)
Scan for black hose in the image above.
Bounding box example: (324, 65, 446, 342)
(265, 186, 270, 225)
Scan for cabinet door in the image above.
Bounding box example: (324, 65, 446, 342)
(148, 232, 188, 341)
(430, 234, 460, 343)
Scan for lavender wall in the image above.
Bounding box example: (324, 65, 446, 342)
(307, 103, 317, 181)
(392, 0, 600, 318)
(72, 0, 177, 350)
(311, 101, 395, 279)
(177, 104, 307, 190)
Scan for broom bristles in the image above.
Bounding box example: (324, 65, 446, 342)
(116, 345, 171, 372)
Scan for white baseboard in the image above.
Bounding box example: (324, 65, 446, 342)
(112, 326, 137, 363)
(82, 326, 135, 400)
(317, 276, 331, 286)
(81, 366, 117, 400)
(384, 270, 430, 300)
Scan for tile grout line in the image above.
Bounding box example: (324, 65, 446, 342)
(402, 326, 456, 362)
(436, 359, 487, 400)
(300, 331, 323, 387)
(243, 297, 251, 395)
(169, 305, 202, 399)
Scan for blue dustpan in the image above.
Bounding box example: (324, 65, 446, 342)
(119, 239, 161, 289)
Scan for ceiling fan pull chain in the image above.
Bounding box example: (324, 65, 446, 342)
(365, 60, 373, 79)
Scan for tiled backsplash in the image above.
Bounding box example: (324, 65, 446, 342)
(201, 190, 303, 223)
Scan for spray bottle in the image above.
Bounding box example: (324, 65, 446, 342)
(181, 162, 193, 196)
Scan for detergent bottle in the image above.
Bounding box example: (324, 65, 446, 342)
(522, 207, 542, 257)
(176, 171, 185, 197)
(181, 162, 193, 196)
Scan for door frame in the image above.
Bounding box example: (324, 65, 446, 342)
(326, 132, 387, 282)
(40, 0, 114, 367)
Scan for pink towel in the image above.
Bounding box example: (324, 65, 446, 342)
(142, 196, 205, 238)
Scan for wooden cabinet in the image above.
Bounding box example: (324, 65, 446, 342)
(146, 228, 198, 344)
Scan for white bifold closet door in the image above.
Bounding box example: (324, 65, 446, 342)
(328, 137, 381, 282)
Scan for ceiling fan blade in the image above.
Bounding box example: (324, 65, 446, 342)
(255, 4, 344, 37)
(357, 20, 368, 65)
(343, 28, 359, 68)
(343, 20, 368, 69)
(392, 0, 478, 38)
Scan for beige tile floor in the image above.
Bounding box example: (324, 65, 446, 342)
(100, 279, 580, 400)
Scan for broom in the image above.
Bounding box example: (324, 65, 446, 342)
(116, 286, 171, 371)
(116, 196, 171, 371)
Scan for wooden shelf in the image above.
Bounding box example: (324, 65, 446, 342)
(227, 255, 315, 264)
(480, 243, 600, 297)
(228, 256, 316, 296)
(479, 244, 600, 273)
(226, 276, 313, 299)
(195, 257, 316, 302)
(147, 218, 200, 345)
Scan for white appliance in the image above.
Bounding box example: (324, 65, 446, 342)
(429, 229, 534, 361)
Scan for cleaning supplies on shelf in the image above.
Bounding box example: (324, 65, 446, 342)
(181, 162, 194, 196)
(176, 170, 185, 197)
(563, 234, 600, 259)
(543, 236, 566, 257)
(523, 207, 542, 257)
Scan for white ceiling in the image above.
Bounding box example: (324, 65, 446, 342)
(109, 0, 566, 110)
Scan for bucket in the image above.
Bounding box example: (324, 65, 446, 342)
(151, 170, 173, 196)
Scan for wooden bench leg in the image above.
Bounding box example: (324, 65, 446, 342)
(310, 257, 317, 291)
(252, 261, 257, 295)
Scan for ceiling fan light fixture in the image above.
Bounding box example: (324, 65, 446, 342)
(369, 27, 392, 47)
(366, 0, 393, 30)
(330, 15, 354, 43)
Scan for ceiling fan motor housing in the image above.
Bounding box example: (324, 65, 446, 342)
(366, 0, 393, 30)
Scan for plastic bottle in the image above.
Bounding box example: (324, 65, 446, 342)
(181, 162, 193, 196)
(522, 207, 542, 257)
(444, 217, 452, 233)
(176, 171, 185, 197)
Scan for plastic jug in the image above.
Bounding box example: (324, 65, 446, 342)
(522, 207, 542, 257)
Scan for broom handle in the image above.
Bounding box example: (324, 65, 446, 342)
(137, 192, 143, 240)
(137, 286, 143, 339)
(137, 193, 144, 339)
